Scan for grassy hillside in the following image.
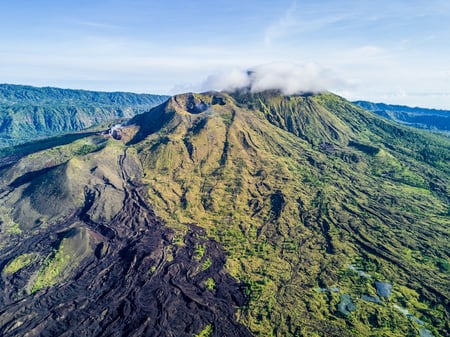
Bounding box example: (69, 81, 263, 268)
(0, 83, 169, 148)
(0, 91, 448, 337)
(128, 91, 449, 336)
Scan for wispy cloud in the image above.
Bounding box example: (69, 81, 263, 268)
(202, 61, 347, 94)
(264, 2, 299, 46)
(263, 1, 355, 47)
(71, 20, 123, 30)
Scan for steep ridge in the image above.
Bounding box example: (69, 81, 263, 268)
(0, 83, 169, 148)
(0, 91, 449, 336)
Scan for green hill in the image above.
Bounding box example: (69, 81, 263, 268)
(353, 100, 450, 133)
(0, 83, 169, 148)
(0, 91, 448, 337)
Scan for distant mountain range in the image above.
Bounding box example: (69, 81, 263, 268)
(0, 84, 169, 148)
(1, 84, 448, 152)
(353, 101, 450, 133)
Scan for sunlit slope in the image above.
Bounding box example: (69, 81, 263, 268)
(0, 90, 448, 337)
(128, 91, 449, 336)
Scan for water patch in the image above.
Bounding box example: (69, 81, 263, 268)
(375, 282, 392, 298)
(393, 305, 426, 326)
(410, 316, 425, 325)
(361, 295, 382, 304)
(347, 264, 372, 278)
(338, 294, 357, 316)
(315, 287, 339, 293)
(419, 328, 434, 337)
(393, 304, 409, 315)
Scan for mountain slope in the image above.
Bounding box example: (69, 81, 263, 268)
(0, 83, 169, 148)
(353, 100, 450, 133)
(0, 91, 448, 337)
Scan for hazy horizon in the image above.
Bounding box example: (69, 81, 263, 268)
(1, 0, 450, 109)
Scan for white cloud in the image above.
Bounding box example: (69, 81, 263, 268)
(70, 20, 123, 30)
(202, 62, 347, 95)
(355, 46, 386, 57)
(202, 69, 251, 92)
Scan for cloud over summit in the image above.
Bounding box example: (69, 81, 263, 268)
(202, 62, 343, 95)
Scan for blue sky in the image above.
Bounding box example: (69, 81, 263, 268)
(1, 0, 450, 108)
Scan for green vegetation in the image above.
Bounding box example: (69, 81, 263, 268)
(354, 100, 450, 133)
(201, 258, 212, 271)
(32, 239, 71, 292)
(74, 143, 99, 156)
(194, 243, 206, 261)
(3, 253, 37, 275)
(134, 92, 449, 336)
(6, 222, 22, 235)
(0, 91, 448, 336)
(31, 228, 93, 292)
(205, 277, 215, 290)
(0, 83, 169, 148)
(195, 324, 213, 337)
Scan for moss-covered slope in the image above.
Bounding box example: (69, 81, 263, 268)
(127, 91, 449, 336)
(0, 91, 448, 337)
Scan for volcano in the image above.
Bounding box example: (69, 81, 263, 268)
(0, 90, 448, 337)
